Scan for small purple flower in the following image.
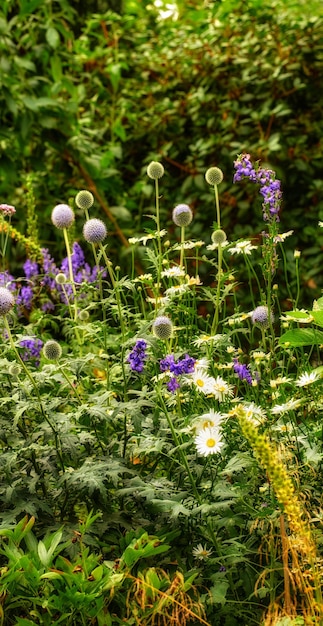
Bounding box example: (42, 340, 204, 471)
(167, 377, 180, 393)
(19, 337, 43, 367)
(17, 285, 34, 310)
(233, 154, 282, 222)
(0, 271, 15, 290)
(160, 353, 196, 375)
(127, 339, 148, 373)
(233, 358, 253, 385)
(23, 259, 39, 279)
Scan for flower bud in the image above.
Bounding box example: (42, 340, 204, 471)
(83, 219, 107, 244)
(147, 161, 164, 180)
(51, 204, 75, 229)
(172, 204, 193, 227)
(152, 316, 173, 340)
(211, 229, 227, 245)
(205, 167, 224, 186)
(43, 340, 62, 361)
(75, 190, 94, 210)
(0, 287, 15, 316)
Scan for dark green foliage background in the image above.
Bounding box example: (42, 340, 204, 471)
(1, 0, 323, 304)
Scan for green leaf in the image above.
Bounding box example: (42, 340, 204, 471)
(279, 328, 323, 347)
(46, 27, 60, 49)
(209, 581, 229, 605)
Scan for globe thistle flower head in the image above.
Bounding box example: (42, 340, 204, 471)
(205, 167, 224, 186)
(147, 161, 164, 180)
(55, 272, 67, 285)
(0, 286, 15, 316)
(51, 204, 75, 230)
(172, 204, 193, 227)
(83, 218, 107, 244)
(251, 305, 274, 329)
(75, 190, 94, 210)
(79, 309, 90, 322)
(211, 229, 227, 245)
(8, 363, 21, 377)
(43, 340, 62, 361)
(152, 316, 173, 340)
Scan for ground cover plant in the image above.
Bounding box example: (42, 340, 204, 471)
(0, 155, 322, 625)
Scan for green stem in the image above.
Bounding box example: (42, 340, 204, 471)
(211, 243, 223, 335)
(4, 317, 65, 474)
(214, 184, 221, 228)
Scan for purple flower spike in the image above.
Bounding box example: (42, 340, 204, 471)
(233, 358, 253, 385)
(127, 339, 148, 373)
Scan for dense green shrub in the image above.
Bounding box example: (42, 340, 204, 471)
(0, 0, 323, 302)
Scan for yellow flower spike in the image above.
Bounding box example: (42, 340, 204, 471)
(233, 404, 315, 557)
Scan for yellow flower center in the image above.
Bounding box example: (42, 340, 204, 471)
(206, 438, 216, 448)
(196, 379, 204, 387)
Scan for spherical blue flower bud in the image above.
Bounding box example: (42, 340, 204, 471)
(251, 305, 274, 329)
(172, 204, 193, 227)
(0, 286, 15, 316)
(152, 316, 173, 340)
(83, 218, 107, 244)
(51, 204, 75, 229)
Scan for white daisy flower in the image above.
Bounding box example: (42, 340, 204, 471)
(295, 371, 319, 387)
(211, 376, 234, 402)
(228, 240, 258, 255)
(165, 284, 189, 297)
(271, 398, 302, 415)
(319, 222, 323, 228)
(270, 376, 293, 388)
(187, 369, 215, 394)
(206, 241, 230, 251)
(194, 357, 210, 371)
(172, 240, 204, 250)
(128, 229, 167, 246)
(195, 427, 224, 456)
(193, 409, 226, 433)
(161, 266, 185, 279)
(242, 402, 266, 425)
(273, 230, 294, 243)
(192, 544, 213, 560)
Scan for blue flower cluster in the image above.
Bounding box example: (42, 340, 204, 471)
(233, 153, 282, 222)
(127, 340, 148, 373)
(19, 337, 43, 367)
(160, 353, 196, 393)
(233, 358, 259, 386)
(0, 242, 106, 318)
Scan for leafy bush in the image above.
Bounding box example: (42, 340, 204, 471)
(0, 0, 323, 303)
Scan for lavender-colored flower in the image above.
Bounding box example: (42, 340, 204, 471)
(172, 204, 193, 227)
(41, 249, 58, 289)
(152, 316, 173, 340)
(160, 353, 196, 375)
(0, 286, 15, 315)
(233, 358, 253, 385)
(251, 305, 274, 329)
(0, 204, 16, 216)
(51, 204, 75, 229)
(17, 285, 34, 311)
(127, 339, 148, 373)
(19, 337, 43, 367)
(83, 219, 107, 244)
(41, 300, 55, 313)
(23, 259, 39, 279)
(0, 271, 15, 290)
(167, 377, 180, 393)
(233, 154, 257, 183)
(233, 154, 282, 222)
